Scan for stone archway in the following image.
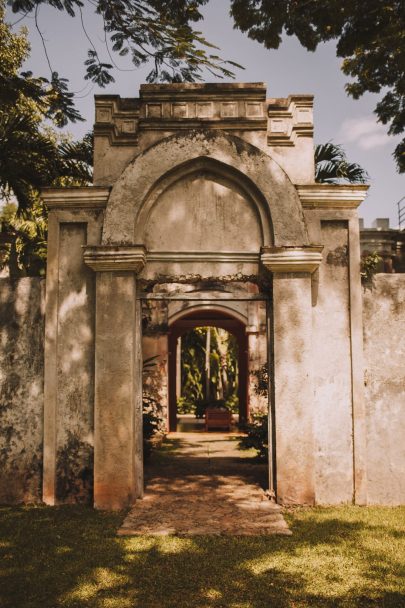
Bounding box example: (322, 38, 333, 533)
(101, 129, 309, 247)
(167, 308, 249, 432)
(81, 129, 322, 509)
(40, 83, 369, 513)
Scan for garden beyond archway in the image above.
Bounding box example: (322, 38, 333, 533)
(168, 309, 248, 432)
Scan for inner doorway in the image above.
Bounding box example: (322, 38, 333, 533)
(168, 309, 249, 432)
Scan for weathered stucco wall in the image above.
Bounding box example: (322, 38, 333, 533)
(312, 220, 354, 504)
(144, 171, 263, 252)
(363, 274, 405, 505)
(0, 278, 45, 503)
(55, 223, 95, 504)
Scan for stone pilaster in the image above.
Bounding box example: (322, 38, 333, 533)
(84, 246, 146, 510)
(262, 246, 322, 505)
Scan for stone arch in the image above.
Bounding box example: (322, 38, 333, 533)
(167, 304, 249, 431)
(102, 130, 309, 247)
(138, 157, 269, 251)
(168, 302, 248, 326)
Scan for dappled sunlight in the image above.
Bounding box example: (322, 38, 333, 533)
(144, 170, 262, 253)
(123, 536, 201, 557)
(54, 545, 73, 555)
(64, 567, 131, 603)
(119, 433, 285, 536)
(0, 279, 44, 503)
(59, 286, 89, 324)
(0, 505, 404, 607)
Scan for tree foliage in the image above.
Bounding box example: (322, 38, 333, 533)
(0, 3, 93, 275)
(180, 327, 239, 414)
(0, 199, 47, 276)
(7, 0, 241, 88)
(315, 142, 369, 184)
(1, 1, 82, 125)
(231, 0, 405, 172)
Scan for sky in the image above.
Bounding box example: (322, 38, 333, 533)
(8, 1, 404, 227)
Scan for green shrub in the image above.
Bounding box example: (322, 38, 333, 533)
(224, 394, 239, 413)
(195, 398, 228, 418)
(239, 414, 268, 461)
(252, 363, 269, 397)
(177, 396, 195, 415)
(142, 394, 162, 458)
(361, 251, 382, 283)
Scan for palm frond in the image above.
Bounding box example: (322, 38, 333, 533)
(315, 142, 369, 184)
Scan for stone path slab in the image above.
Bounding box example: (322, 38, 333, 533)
(118, 432, 291, 536)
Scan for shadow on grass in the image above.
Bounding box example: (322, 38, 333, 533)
(0, 504, 404, 608)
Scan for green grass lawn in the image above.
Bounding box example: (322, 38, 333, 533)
(0, 504, 404, 608)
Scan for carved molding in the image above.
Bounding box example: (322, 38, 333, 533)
(261, 246, 323, 274)
(146, 251, 259, 263)
(41, 187, 110, 209)
(94, 96, 140, 146)
(267, 95, 314, 147)
(103, 83, 268, 133)
(297, 184, 369, 209)
(83, 245, 146, 273)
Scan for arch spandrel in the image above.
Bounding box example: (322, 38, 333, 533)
(102, 130, 309, 247)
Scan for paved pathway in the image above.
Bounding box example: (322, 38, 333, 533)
(118, 430, 291, 536)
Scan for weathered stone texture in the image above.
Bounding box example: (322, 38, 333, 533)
(36, 83, 373, 509)
(313, 221, 354, 504)
(363, 274, 405, 504)
(273, 273, 315, 505)
(93, 272, 143, 509)
(144, 171, 262, 252)
(0, 278, 45, 503)
(102, 131, 308, 247)
(55, 224, 95, 504)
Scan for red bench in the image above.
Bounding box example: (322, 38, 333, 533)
(205, 407, 232, 431)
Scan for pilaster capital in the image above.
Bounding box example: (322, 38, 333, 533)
(41, 187, 110, 209)
(83, 245, 146, 273)
(261, 245, 323, 274)
(296, 184, 369, 209)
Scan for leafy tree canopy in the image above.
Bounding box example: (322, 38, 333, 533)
(1, 2, 82, 125)
(0, 2, 92, 209)
(7, 0, 241, 91)
(230, 0, 405, 173)
(0, 3, 93, 275)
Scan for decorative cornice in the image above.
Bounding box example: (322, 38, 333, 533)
(139, 118, 267, 131)
(94, 85, 269, 140)
(267, 95, 314, 147)
(139, 82, 267, 101)
(94, 96, 140, 146)
(41, 187, 110, 209)
(297, 184, 369, 209)
(261, 246, 323, 274)
(83, 245, 146, 273)
(147, 251, 260, 263)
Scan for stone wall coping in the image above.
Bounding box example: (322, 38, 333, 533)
(140, 82, 267, 100)
(261, 245, 323, 273)
(41, 187, 110, 209)
(83, 245, 146, 272)
(297, 184, 369, 208)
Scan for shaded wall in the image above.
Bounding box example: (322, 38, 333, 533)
(0, 278, 45, 503)
(312, 220, 354, 503)
(363, 274, 405, 504)
(54, 224, 95, 504)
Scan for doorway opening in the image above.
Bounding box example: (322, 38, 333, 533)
(168, 309, 248, 432)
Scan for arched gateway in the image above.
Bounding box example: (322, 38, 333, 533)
(42, 83, 368, 510)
